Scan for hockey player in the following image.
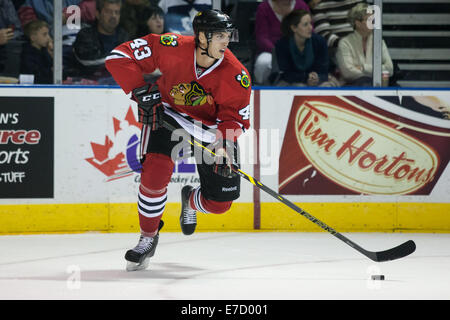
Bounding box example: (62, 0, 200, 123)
(105, 10, 251, 271)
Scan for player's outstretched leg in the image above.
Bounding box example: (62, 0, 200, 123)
(180, 185, 197, 235)
(125, 219, 164, 271)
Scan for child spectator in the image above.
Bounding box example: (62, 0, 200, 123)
(20, 19, 53, 84)
(18, 0, 97, 77)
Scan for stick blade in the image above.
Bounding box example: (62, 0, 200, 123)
(369, 240, 416, 262)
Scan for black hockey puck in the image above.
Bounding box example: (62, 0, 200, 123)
(371, 275, 385, 280)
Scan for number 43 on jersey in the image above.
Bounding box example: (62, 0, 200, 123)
(130, 39, 151, 60)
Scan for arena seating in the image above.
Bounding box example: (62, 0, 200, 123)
(228, 0, 262, 80)
(382, 0, 450, 87)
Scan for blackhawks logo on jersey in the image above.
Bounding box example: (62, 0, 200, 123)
(170, 81, 213, 106)
(160, 34, 178, 47)
(235, 70, 250, 89)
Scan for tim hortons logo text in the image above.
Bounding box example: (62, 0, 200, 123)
(295, 101, 438, 195)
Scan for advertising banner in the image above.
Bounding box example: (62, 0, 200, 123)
(1, 87, 449, 233)
(83, 103, 229, 197)
(278, 95, 450, 196)
(0, 97, 54, 198)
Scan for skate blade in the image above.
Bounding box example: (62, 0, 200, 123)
(126, 258, 149, 272)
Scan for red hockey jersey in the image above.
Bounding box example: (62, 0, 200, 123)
(105, 33, 251, 143)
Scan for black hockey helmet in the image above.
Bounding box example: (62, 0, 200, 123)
(193, 10, 239, 42)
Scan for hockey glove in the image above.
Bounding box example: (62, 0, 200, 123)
(212, 139, 238, 178)
(132, 84, 164, 130)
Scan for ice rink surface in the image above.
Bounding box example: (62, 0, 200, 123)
(0, 232, 449, 300)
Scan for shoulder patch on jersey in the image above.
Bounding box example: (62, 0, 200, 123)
(160, 34, 179, 47)
(235, 70, 250, 89)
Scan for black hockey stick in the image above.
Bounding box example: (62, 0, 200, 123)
(163, 121, 416, 262)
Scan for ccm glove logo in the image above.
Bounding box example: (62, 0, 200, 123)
(142, 92, 161, 102)
(132, 84, 163, 130)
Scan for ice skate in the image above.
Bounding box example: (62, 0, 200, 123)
(180, 185, 197, 235)
(125, 220, 164, 271)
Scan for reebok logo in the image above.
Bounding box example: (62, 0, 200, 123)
(222, 186, 237, 192)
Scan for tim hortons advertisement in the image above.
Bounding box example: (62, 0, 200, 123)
(0, 97, 54, 198)
(278, 95, 450, 195)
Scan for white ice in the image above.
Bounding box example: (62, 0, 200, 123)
(0, 232, 449, 300)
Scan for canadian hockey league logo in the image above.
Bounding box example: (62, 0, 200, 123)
(85, 106, 143, 181)
(85, 106, 196, 182)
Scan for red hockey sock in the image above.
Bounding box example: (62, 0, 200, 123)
(138, 153, 174, 234)
(189, 186, 232, 214)
(138, 186, 167, 236)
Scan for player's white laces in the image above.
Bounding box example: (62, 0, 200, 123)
(132, 236, 155, 254)
(182, 207, 197, 225)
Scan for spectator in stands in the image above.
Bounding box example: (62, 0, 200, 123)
(273, 9, 337, 86)
(20, 19, 53, 84)
(335, 2, 393, 86)
(18, 0, 96, 27)
(0, 0, 22, 39)
(254, 0, 311, 85)
(159, 0, 212, 35)
(306, 0, 363, 52)
(12, 0, 25, 12)
(0, 0, 23, 75)
(135, 5, 165, 38)
(136, 5, 165, 83)
(0, 25, 14, 47)
(70, 0, 128, 83)
(18, 0, 97, 76)
(76, 0, 97, 26)
(120, 0, 152, 40)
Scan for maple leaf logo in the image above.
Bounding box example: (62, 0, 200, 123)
(85, 106, 142, 181)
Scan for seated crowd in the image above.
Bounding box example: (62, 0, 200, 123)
(0, 0, 394, 86)
(0, 0, 169, 84)
(255, 0, 393, 86)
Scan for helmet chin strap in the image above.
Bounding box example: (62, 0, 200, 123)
(199, 33, 217, 60)
(199, 43, 216, 59)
